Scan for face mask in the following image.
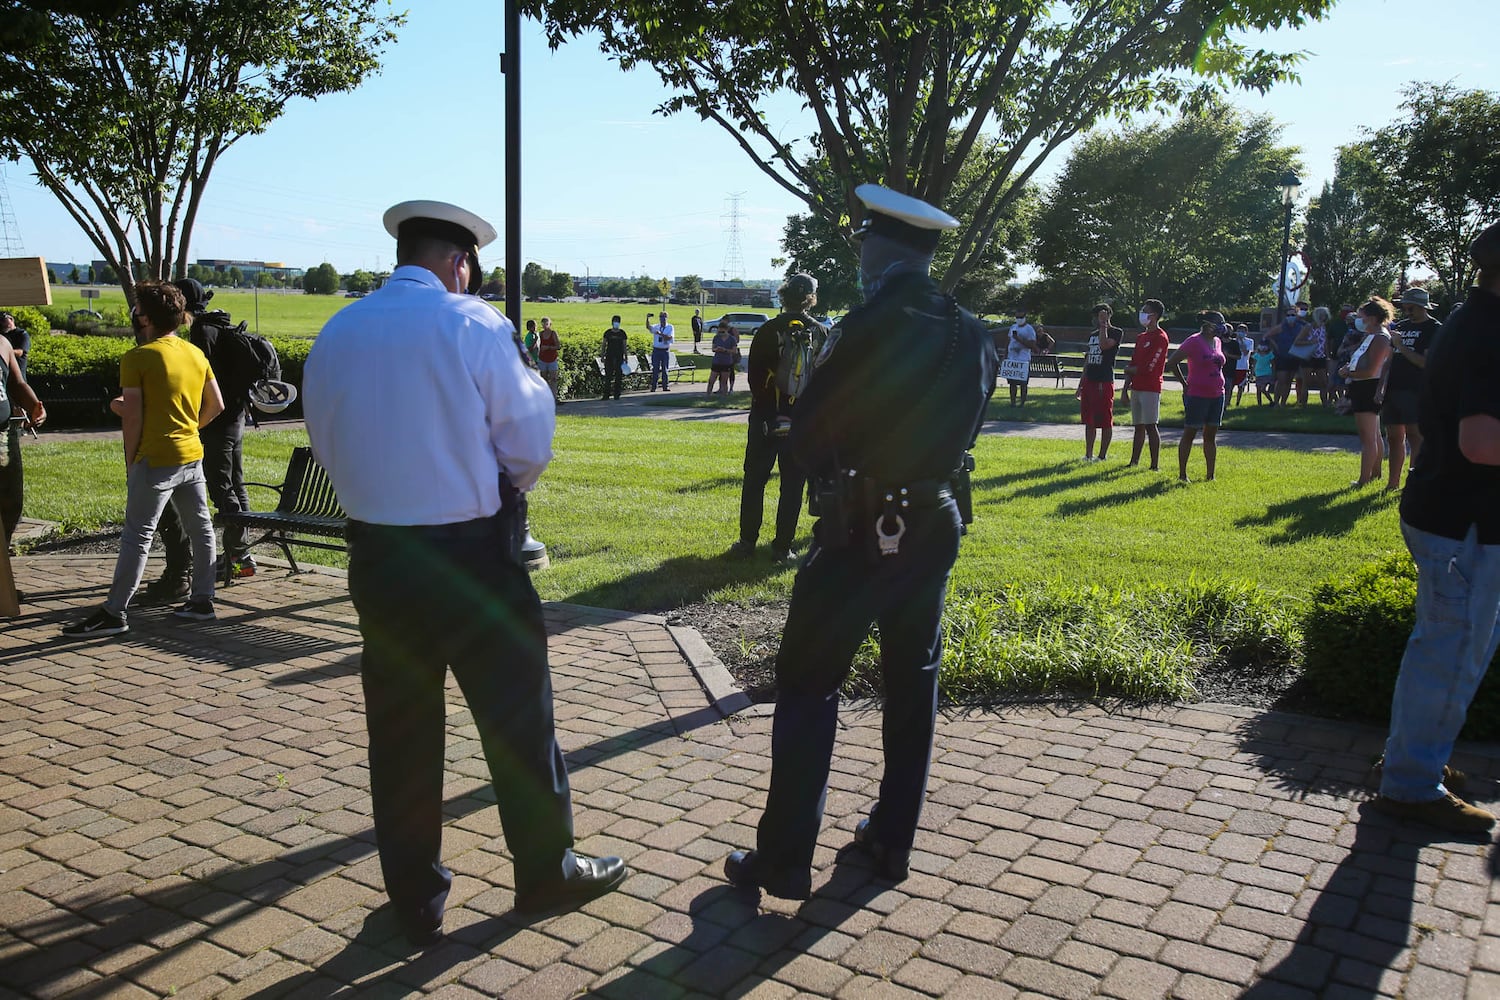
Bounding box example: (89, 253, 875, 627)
(612, 321, 620, 329)
(1138, 312, 1151, 326)
(1354, 316, 1366, 333)
(1297, 309, 1307, 318)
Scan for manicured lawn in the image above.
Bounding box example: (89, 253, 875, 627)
(25, 416, 1400, 609)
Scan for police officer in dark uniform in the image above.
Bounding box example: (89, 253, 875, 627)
(725, 184, 998, 899)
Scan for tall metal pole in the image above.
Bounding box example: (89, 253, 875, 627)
(503, 1, 521, 330)
(1276, 199, 1292, 315)
(502, 3, 547, 570)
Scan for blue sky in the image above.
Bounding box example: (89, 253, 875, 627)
(4, 0, 1495, 281)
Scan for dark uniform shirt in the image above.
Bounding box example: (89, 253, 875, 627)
(1387, 316, 1439, 394)
(790, 273, 996, 486)
(1401, 286, 1500, 543)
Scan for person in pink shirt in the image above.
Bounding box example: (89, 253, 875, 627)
(1166, 311, 1228, 482)
(1124, 298, 1170, 470)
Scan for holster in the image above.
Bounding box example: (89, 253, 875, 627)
(497, 474, 528, 565)
(952, 452, 976, 531)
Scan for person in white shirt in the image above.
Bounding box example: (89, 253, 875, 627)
(1005, 312, 1038, 407)
(302, 200, 625, 944)
(647, 310, 675, 391)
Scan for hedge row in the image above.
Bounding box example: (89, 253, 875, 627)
(1302, 552, 1500, 741)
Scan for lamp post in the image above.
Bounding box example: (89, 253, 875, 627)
(1275, 171, 1301, 315)
(501, 1, 548, 570)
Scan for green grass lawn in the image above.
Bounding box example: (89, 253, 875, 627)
(25, 416, 1400, 610)
(50, 288, 704, 341)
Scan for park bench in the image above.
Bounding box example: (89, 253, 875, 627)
(593, 356, 654, 394)
(30, 373, 113, 423)
(217, 446, 346, 583)
(654, 354, 699, 385)
(1026, 355, 1065, 387)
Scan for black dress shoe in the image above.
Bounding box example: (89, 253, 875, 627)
(853, 818, 911, 882)
(723, 850, 811, 900)
(399, 917, 443, 949)
(514, 855, 627, 914)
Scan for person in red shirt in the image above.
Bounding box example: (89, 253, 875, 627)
(536, 316, 562, 404)
(1124, 299, 1170, 470)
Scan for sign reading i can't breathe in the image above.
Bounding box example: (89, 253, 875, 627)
(1000, 358, 1030, 381)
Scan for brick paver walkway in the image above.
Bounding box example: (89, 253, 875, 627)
(3, 556, 1497, 998)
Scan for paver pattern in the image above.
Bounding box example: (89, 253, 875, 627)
(2, 555, 1498, 998)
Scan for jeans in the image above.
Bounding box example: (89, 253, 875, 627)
(739, 414, 807, 551)
(106, 460, 217, 612)
(346, 518, 576, 918)
(162, 417, 250, 570)
(1380, 522, 1500, 802)
(651, 347, 670, 390)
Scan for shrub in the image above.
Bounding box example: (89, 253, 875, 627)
(848, 579, 1301, 705)
(1302, 552, 1500, 740)
(1, 305, 50, 342)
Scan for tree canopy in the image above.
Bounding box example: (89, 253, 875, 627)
(1301, 146, 1404, 309)
(1031, 99, 1301, 312)
(0, 1, 402, 301)
(1364, 82, 1500, 302)
(523, 0, 1333, 291)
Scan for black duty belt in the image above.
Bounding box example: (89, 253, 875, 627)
(347, 515, 504, 541)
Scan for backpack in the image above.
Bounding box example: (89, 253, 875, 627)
(774, 318, 822, 405)
(193, 312, 281, 396)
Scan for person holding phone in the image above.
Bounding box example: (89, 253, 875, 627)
(647, 310, 674, 391)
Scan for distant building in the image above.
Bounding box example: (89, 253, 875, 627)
(196, 259, 306, 283)
(702, 279, 774, 307)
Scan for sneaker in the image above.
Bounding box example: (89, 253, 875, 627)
(1372, 791, 1495, 834)
(726, 540, 756, 559)
(1369, 755, 1468, 795)
(230, 557, 257, 580)
(769, 545, 797, 564)
(63, 608, 128, 637)
(143, 577, 190, 603)
(173, 599, 217, 622)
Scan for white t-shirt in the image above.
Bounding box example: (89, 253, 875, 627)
(1235, 334, 1253, 370)
(650, 323, 675, 351)
(1007, 322, 1036, 363)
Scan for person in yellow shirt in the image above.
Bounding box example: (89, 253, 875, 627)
(64, 281, 224, 637)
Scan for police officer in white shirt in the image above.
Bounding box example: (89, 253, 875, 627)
(303, 200, 625, 944)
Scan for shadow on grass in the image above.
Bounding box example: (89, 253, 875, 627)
(1235, 486, 1397, 545)
(561, 551, 792, 613)
(970, 459, 1079, 492)
(1051, 477, 1176, 517)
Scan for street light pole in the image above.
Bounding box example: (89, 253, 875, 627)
(501, 1, 548, 570)
(1276, 171, 1301, 315)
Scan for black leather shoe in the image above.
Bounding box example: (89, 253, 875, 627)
(399, 916, 443, 949)
(853, 818, 911, 882)
(514, 855, 627, 914)
(723, 849, 811, 900)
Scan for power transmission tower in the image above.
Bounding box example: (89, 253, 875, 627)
(0, 169, 24, 257)
(721, 192, 745, 281)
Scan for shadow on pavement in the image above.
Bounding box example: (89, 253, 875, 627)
(1245, 806, 1481, 998)
(581, 854, 889, 998)
(0, 708, 727, 998)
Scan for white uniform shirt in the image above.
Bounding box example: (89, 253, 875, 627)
(303, 265, 555, 525)
(1007, 322, 1036, 363)
(650, 323, 675, 351)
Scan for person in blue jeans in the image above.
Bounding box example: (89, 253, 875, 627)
(647, 310, 674, 391)
(1374, 220, 1500, 835)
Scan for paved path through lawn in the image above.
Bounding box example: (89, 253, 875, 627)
(3, 556, 1498, 998)
(28, 390, 1360, 455)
